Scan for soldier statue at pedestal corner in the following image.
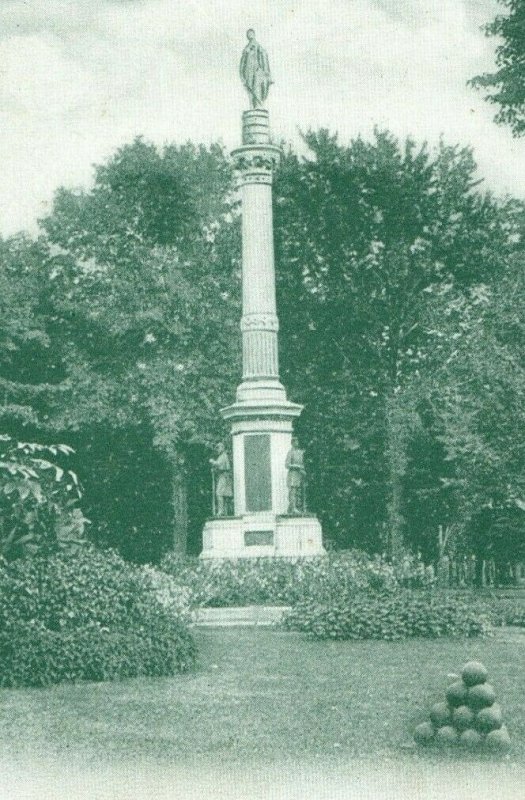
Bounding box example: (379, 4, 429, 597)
(285, 437, 306, 514)
(209, 442, 233, 517)
(239, 29, 273, 108)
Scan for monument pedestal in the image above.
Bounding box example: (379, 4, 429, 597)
(201, 378, 325, 559)
(201, 514, 324, 559)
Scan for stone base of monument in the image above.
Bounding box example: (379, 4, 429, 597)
(191, 606, 290, 627)
(200, 514, 325, 559)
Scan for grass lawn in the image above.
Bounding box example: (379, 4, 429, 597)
(1, 627, 525, 798)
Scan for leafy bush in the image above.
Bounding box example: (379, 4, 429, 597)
(499, 601, 525, 628)
(282, 590, 492, 640)
(475, 595, 525, 628)
(160, 550, 403, 608)
(0, 547, 196, 687)
(421, 591, 525, 629)
(140, 563, 194, 623)
(0, 434, 87, 560)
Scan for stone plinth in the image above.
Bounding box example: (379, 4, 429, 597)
(201, 514, 324, 559)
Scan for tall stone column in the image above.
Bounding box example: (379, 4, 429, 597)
(200, 31, 324, 559)
(223, 108, 301, 522)
(236, 110, 281, 389)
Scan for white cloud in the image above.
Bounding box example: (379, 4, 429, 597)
(0, 0, 522, 236)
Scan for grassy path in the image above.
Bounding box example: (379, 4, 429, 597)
(1, 628, 524, 797)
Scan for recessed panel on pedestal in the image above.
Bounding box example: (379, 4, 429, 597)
(244, 530, 274, 546)
(244, 433, 272, 512)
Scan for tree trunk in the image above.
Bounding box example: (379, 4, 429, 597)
(385, 395, 407, 562)
(171, 454, 188, 555)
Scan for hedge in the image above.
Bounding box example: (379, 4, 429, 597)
(282, 590, 493, 640)
(0, 547, 196, 687)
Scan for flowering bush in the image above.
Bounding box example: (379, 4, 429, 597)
(160, 550, 404, 608)
(282, 590, 492, 641)
(140, 564, 193, 623)
(0, 546, 196, 687)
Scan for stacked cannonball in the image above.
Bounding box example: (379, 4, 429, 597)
(414, 660, 511, 752)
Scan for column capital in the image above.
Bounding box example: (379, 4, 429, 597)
(232, 144, 281, 185)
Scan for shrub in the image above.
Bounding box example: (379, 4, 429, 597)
(445, 593, 525, 629)
(488, 598, 525, 628)
(0, 546, 196, 687)
(0, 434, 87, 560)
(140, 563, 193, 623)
(1, 621, 194, 687)
(160, 550, 402, 608)
(282, 590, 492, 640)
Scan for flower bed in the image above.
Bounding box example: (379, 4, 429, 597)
(160, 549, 406, 608)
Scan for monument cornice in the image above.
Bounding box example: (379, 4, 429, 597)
(221, 399, 303, 423)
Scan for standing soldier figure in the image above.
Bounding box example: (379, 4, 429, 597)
(209, 442, 233, 517)
(285, 437, 306, 514)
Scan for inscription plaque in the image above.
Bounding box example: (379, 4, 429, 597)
(244, 433, 272, 512)
(244, 530, 274, 547)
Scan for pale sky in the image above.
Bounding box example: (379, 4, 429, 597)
(0, 0, 523, 237)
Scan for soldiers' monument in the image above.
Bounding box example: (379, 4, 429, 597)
(201, 31, 325, 558)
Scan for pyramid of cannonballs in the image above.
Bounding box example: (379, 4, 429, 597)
(414, 660, 511, 752)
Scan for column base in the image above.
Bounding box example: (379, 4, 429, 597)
(200, 514, 325, 560)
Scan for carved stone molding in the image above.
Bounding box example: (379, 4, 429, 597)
(232, 144, 281, 175)
(242, 109, 270, 145)
(241, 314, 279, 332)
(238, 172, 273, 185)
(234, 152, 280, 172)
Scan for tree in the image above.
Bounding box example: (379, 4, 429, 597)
(417, 251, 525, 568)
(37, 139, 240, 559)
(0, 229, 93, 559)
(4, 130, 522, 563)
(402, 400, 458, 564)
(274, 130, 522, 554)
(470, 0, 525, 136)
(0, 234, 65, 434)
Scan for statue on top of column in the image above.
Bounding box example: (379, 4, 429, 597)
(240, 29, 273, 108)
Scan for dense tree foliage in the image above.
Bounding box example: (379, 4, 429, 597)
(2, 129, 523, 566)
(0, 434, 85, 560)
(470, 0, 525, 136)
(0, 235, 63, 433)
(1, 140, 241, 560)
(41, 140, 240, 559)
(416, 252, 525, 564)
(274, 129, 523, 554)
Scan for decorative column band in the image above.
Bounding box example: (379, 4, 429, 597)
(241, 313, 279, 378)
(241, 313, 279, 332)
(242, 329, 279, 379)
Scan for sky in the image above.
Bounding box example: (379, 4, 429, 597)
(0, 0, 523, 237)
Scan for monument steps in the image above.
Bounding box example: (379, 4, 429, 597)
(191, 605, 290, 627)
